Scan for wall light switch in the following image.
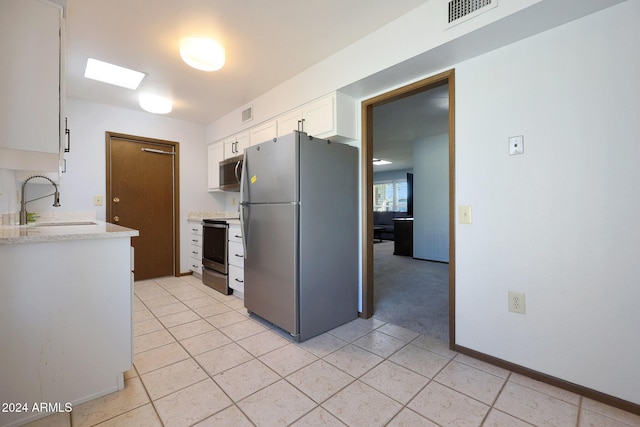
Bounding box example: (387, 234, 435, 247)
(509, 135, 524, 155)
(93, 195, 103, 206)
(459, 205, 472, 224)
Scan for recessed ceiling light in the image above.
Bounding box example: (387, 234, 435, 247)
(180, 37, 225, 72)
(373, 158, 392, 166)
(139, 93, 172, 114)
(84, 58, 145, 89)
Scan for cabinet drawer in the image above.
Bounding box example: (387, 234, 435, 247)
(229, 224, 242, 243)
(229, 265, 244, 294)
(189, 245, 202, 260)
(228, 240, 244, 268)
(190, 234, 202, 247)
(189, 260, 202, 275)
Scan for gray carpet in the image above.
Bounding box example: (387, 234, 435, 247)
(373, 241, 450, 342)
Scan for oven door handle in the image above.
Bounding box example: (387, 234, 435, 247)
(202, 222, 228, 229)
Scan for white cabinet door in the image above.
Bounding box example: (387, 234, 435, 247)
(302, 95, 335, 138)
(207, 141, 223, 191)
(0, 0, 63, 170)
(250, 120, 277, 146)
(275, 93, 356, 141)
(224, 132, 249, 159)
(277, 110, 303, 138)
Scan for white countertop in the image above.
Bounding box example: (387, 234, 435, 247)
(0, 221, 139, 245)
(187, 210, 239, 222)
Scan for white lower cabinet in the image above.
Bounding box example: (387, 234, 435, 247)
(228, 223, 244, 295)
(188, 221, 203, 276)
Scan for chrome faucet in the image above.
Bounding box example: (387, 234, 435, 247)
(19, 175, 61, 225)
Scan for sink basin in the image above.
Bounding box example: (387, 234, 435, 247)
(31, 221, 97, 227)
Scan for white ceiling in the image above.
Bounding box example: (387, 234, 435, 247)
(373, 84, 449, 173)
(64, 0, 430, 125)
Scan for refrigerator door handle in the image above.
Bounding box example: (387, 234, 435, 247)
(239, 156, 248, 259)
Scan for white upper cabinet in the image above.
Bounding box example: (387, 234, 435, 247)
(223, 132, 249, 159)
(276, 92, 356, 142)
(249, 120, 277, 146)
(207, 141, 223, 191)
(276, 110, 303, 138)
(0, 0, 64, 171)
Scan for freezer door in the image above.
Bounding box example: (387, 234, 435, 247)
(243, 203, 298, 336)
(242, 132, 298, 204)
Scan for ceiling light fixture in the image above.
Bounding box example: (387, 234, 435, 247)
(84, 58, 145, 89)
(139, 93, 173, 115)
(180, 37, 225, 72)
(373, 158, 392, 166)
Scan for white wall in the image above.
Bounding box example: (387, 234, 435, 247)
(206, 0, 639, 405)
(454, 1, 640, 404)
(413, 134, 448, 262)
(24, 98, 224, 274)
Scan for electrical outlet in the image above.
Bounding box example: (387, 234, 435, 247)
(93, 195, 103, 206)
(508, 291, 526, 314)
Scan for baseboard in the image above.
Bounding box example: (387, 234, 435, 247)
(454, 344, 640, 416)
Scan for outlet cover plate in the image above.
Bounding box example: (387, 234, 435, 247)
(508, 291, 526, 314)
(509, 135, 524, 155)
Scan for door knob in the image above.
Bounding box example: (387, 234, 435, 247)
(113, 216, 120, 223)
(113, 197, 120, 203)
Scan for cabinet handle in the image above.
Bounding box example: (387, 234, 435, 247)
(235, 278, 244, 283)
(192, 239, 198, 243)
(235, 253, 244, 258)
(234, 235, 242, 239)
(64, 117, 70, 153)
(113, 216, 120, 223)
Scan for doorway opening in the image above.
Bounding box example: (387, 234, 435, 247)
(361, 69, 456, 347)
(106, 132, 180, 281)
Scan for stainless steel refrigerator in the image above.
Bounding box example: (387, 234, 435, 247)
(240, 131, 358, 342)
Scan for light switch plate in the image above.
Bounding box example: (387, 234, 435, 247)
(93, 195, 103, 206)
(459, 205, 472, 224)
(509, 135, 524, 155)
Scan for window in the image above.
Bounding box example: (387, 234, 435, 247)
(373, 180, 407, 212)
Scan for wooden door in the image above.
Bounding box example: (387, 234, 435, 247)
(106, 133, 179, 281)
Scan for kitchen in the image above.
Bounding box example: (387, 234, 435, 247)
(2, 0, 640, 426)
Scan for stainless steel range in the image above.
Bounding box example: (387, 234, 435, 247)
(201, 219, 231, 295)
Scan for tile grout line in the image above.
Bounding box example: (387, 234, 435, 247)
(136, 279, 256, 425)
(134, 277, 626, 427)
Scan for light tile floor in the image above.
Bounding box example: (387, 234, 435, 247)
(26, 275, 640, 427)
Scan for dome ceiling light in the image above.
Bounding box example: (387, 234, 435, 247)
(180, 37, 225, 71)
(139, 93, 173, 114)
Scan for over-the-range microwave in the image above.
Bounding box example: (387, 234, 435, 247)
(219, 155, 243, 191)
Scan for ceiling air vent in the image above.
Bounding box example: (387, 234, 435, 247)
(446, 0, 497, 27)
(241, 106, 253, 123)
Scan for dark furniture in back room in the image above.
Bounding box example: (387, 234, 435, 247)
(373, 211, 409, 241)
